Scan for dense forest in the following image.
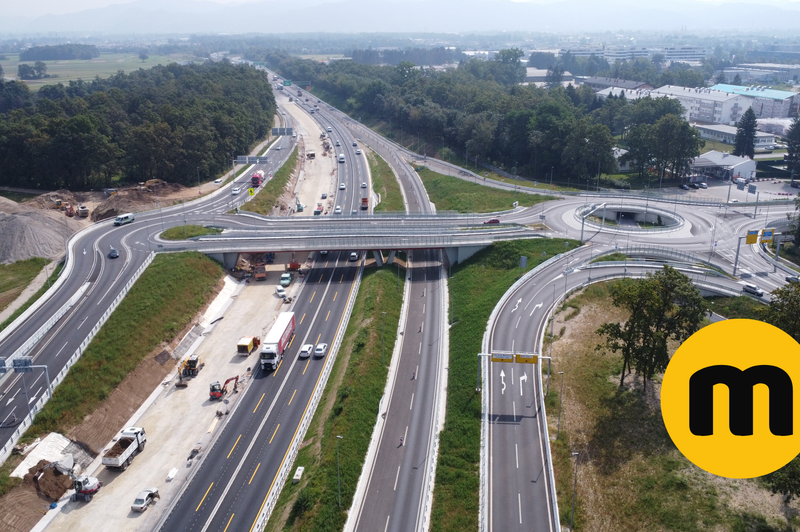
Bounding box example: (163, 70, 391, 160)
(0, 61, 276, 190)
(255, 50, 702, 185)
(20, 44, 99, 61)
(350, 47, 463, 66)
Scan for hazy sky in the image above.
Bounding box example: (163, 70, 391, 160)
(4, 0, 800, 19)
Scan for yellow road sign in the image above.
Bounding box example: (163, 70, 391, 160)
(249, 187, 255, 196)
(746, 230, 759, 245)
(491, 353, 514, 363)
(515, 354, 538, 364)
(762, 229, 774, 243)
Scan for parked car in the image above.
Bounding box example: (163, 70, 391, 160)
(742, 283, 764, 297)
(699, 182, 708, 189)
(680, 184, 690, 190)
(108, 248, 119, 259)
(131, 488, 160, 512)
(314, 343, 329, 357)
(275, 285, 286, 298)
(299, 344, 314, 359)
(232, 187, 241, 195)
(214, 178, 222, 184)
(690, 183, 700, 189)
(483, 218, 500, 224)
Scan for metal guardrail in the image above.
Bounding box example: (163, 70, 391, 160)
(575, 202, 685, 234)
(592, 244, 722, 270)
(0, 251, 156, 465)
(252, 255, 366, 531)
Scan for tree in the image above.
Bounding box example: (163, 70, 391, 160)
(732, 73, 742, 85)
(762, 455, 800, 529)
(733, 107, 758, 159)
(597, 266, 708, 392)
(716, 72, 727, 84)
(0, 62, 4, 79)
(762, 281, 800, 343)
(786, 117, 800, 182)
(17, 63, 36, 80)
(34, 61, 47, 78)
(139, 52, 149, 62)
(545, 64, 563, 90)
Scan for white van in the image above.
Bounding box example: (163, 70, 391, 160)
(114, 213, 134, 226)
(338, 154, 345, 163)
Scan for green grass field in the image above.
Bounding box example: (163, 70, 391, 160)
(0, 190, 39, 203)
(417, 167, 555, 214)
(265, 265, 403, 532)
(431, 238, 580, 531)
(369, 152, 405, 212)
(241, 146, 298, 215)
(0, 257, 49, 317)
(706, 295, 767, 320)
(161, 225, 222, 241)
(1, 52, 198, 91)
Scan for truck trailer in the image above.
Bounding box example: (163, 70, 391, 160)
(101, 427, 147, 471)
(251, 170, 265, 187)
(260, 312, 295, 371)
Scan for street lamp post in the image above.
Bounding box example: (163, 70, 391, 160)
(571, 451, 580, 530)
(557, 371, 565, 439)
(514, 162, 518, 198)
(336, 435, 343, 508)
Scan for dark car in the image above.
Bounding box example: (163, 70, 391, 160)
(786, 275, 800, 283)
(483, 218, 500, 224)
(680, 184, 690, 190)
(689, 183, 700, 189)
(108, 248, 119, 259)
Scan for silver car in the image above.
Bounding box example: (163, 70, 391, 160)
(314, 343, 329, 357)
(299, 344, 314, 359)
(131, 488, 159, 512)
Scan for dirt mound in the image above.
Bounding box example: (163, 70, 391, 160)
(22, 459, 73, 502)
(0, 209, 82, 264)
(25, 190, 83, 211)
(92, 183, 189, 222)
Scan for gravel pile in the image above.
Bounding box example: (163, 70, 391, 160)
(0, 196, 82, 264)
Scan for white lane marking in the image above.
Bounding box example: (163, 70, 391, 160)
(78, 316, 88, 329)
(55, 341, 69, 358)
(511, 298, 522, 313)
(419, 342, 422, 355)
(403, 425, 408, 446)
(513, 401, 516, 421)
(393, 466, 401, 490)
(516, 315, 522, 329)
(6, 389, 20, 406)
(29, 387, 42, 403)
(523, 295, 537, 310)
(423, 303, 426, 314)
(518, 493, 523, 524)
(511, 368, 514, 385)
(500, 370, 506, 395)
(410, 393, 414, 410)
(384, 515, 391, 532)
(516, 444, 519, 468)
(30, 373, 43, 388)
(530, 302, 543, 316)
(520, 372, 527, 397)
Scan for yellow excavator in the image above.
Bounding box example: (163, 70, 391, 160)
(176, 355, 203, 388)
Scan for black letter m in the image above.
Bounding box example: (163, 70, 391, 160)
(689, 365, 793, 436)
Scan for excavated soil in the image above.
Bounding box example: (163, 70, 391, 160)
(0, 459, 74, 532)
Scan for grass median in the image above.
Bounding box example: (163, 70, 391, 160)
(161, 225, 222, 240)
(431, 238, 580, 532)
(0, 260, 62, 333)
(241, 145, 299, 215)
(265, 265, 403, 532)
(368, 152, 405, 212)
(416, 167, 555, 213)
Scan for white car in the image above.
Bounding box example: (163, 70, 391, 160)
(349, 252, 359, 262)
(339, 183, 346, 190)
(319, 250, 328, 256)
(275, 146, 281, 150)
(334, 206, 342, 214)
(131, 488, 160, 512)
(214, 178, 222, 184)
(356, 149, 362, 155)
(275, 285, 286, 298)
(314, 343, 329, 357)
(231, 187, 241, 195)
(335, 141, 340, 146)
(361, 182, 367, 188)
(299, 344, 314, 359)
(327, 126, 332, 132)
(742, 284, 764, 297)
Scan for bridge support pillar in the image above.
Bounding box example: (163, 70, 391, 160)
(372, 250, 384, 267)
(386, 250, 397, 265)
(444, 245, 487, 266)
(205, 252, 238, 270)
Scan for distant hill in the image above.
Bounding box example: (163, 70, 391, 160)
(2, 0, 800, 35)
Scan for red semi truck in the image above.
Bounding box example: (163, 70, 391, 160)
(251, 170, 265, 187)
(260, 312, 295, 371)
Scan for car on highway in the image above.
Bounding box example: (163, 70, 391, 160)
(131, 488, 159, 512)
(352, 141, 357, 146)
(356, 149, 362, 155)
(299, 344, 314, 359)
(108, 248, 119, 259)
(275, 146, 281, 150)
(699, 182, 708, 189)
(742, 283, 764, 297)
(786, 275, 800, 283)
(214, 178, 222, 184)
(335, 140, 340, 146)
(680, 184, 690, 190)
(339, 183, 346, 190)
(232, 187, 241, 195)
(319, 250, 328, 256)
(334, 206, 342, 214)
(361, 182, 367, 188)
(349, 252, 359, 262)
(483, 218, 500, 224)
(731, 198, 739, 202)
(352, 209, 358, 215)
(321, 193, 327, 199)
(327, 126, 332, 132)
(314, 343, 328, 358)
(318, 99, 321, 103)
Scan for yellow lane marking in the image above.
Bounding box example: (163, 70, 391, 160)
(300, 313, 306, 325)
(302, 360, 310, 375)
(269, 424, 280, 444)
(273, 359, 283, 377)
(223, 514, 235, 532)
(325, 310, 330, 321)
(227, 435, 242, 459)
(248, 464, 260, 485)
(310, 291, 316, 303)
(333, 292, 337, 301)
(289, 389, 297, 404)
(319, 274, 324, 282)
(197, 482, 213, 511)
(340, 274, 344, 283)
(249, 265, 358, 532)
(253, 393, 265, 414)
(287, 335, 296, 349)
(315, 333, 321, 344)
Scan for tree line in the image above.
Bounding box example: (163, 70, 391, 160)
(350, 47, 463, 67)
(0, 61, 276, 191)
(20, 44, 99, 61)
(254, 49, 702, 185)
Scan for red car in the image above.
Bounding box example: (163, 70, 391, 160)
(483, 218, 500, 224)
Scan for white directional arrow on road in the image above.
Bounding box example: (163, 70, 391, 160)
(500, 370, 506, 395)
(83, 249, 86, 255)
(530, 302, 542, 316)
(511, 298, 522, 313)
(520, 372, 527, 396)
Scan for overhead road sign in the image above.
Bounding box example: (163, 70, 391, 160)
(283, 80, 292, 86)
(762, 229, 774, 243)
(236, 156, 271, 165)
(491, 352, 514, 363)
(271, 128, 294, 136)
(490, 350, 539, 364)
(746, 230, 760, 245)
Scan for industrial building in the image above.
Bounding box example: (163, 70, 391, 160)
(709, 84, 799, 118)
(693, 123, 776, 149)
(649, 86, 752, 125)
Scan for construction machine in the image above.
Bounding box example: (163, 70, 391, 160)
(176, 355, 203, 388)
(209, 376, 239, 400)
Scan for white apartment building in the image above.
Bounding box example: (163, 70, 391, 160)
(661, 46, 707, 62)
(693, 123, 777, 149)
(709, 84, 799, 118)
(650, 86, 752, 125)
(603, 46, 651, 61)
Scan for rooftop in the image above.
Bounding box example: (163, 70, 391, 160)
(693, 123, 774, 138)
(579, 76, 651, 90)
(692, 150, 752, 168)
(709, 84, 798, 101)
(652, 85, 746, 103)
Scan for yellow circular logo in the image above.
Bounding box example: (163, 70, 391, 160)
(661, 319, 800, 478)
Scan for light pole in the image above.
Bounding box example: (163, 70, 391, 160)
(381, 311, 387, 366)
(550, 166, 554, 190)
(571, 451, 580, 530)
(336, 435, 343, 508)
(557, 371, 565, 440)
(196, 166, 200, 192)
(514, 162, 518, 198)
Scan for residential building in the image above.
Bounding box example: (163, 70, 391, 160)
(558, 46, 605, 58)
(596, 87, 654, 101)
(603, 46, 651, 61)
(693, 123, 776, 149)
(661, 46, 707, 62)
(613, 147, 631, 172)
(525, 68, 574, 83)
(709, 84, 800, 118)
(650, 86, 752, 125)
(737, 63, 800, 82)
(579, 76, 652, 91)
(691, 151, 757, 181)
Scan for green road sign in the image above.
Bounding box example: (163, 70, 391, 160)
(283, 80, 292, 86)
